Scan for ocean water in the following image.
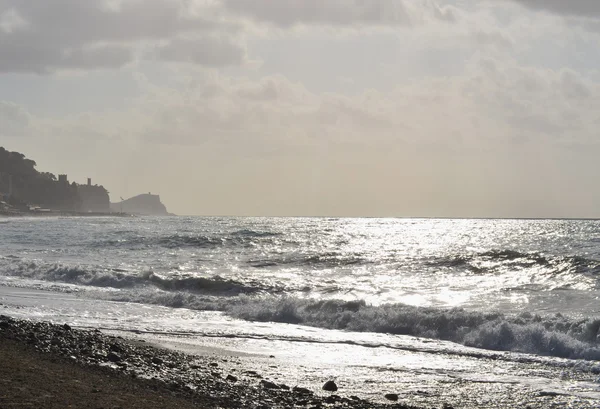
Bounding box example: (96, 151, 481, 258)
(2, 216, 600, 407)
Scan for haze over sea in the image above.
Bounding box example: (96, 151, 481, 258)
(2, 216, 600, 407)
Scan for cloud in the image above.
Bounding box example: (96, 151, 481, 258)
(0, 0, 245, 73)
(0, 7, 27, 33)
(0, 0, 468, 74)
(0, 101, 30, 136)
(154, 36, 246, 67)
(507, 1, 600, 17)
(124, 55, 600, 155)
(220, 0, 454, 27)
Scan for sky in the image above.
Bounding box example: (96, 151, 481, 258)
(1, 0, 600, 217)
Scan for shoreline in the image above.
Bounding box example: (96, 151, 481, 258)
(0, 315, 421, 409)
(0, 211, 133, 218)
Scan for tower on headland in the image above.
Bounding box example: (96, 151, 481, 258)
(77, 178, 110, 213)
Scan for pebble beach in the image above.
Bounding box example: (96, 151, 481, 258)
(0, 315, 426, 409)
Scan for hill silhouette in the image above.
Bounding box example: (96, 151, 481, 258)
(0, 147, 109, 213)
(111, 194, 171, 216)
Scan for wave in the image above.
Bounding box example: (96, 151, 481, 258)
(89, 231, 286, 250)
(5, 255, 600, 361)
(224, 297, 600, 361)
(248, 252, 369, 269)
(232, 229, 282, 238)
(84, 286, 600, 362)
(0, 258, 273, 296)
(429, 249, 600, 278)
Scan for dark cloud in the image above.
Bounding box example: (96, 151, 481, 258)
(0, 41, 134, 73)
(0, 0, 244, 73)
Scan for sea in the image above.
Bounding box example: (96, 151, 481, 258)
(1, 216, 600, 407)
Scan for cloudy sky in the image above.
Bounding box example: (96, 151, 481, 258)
(1, 0, 600, 217)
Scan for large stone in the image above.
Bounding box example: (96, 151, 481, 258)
(106, 352, 122, 363)
(384, 393, 399, 401)
(322, 380, 338, 392)
(260, 380, 280, 389)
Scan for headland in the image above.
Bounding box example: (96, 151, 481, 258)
(0, 146, 171, 217)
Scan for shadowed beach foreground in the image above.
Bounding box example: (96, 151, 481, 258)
(0, 315, 424, 409)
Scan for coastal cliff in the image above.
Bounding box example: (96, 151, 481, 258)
(0, 147, 109, 213)
(110, 194, 171, 216)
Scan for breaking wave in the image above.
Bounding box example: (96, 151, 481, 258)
(81, 286, 600, 362)
(0, 258, 274, 295)
(224, 297, 600, 361)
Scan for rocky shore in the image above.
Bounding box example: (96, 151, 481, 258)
(0, 315, 433, 409)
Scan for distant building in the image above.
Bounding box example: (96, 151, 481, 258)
(77, 178, 110, 213)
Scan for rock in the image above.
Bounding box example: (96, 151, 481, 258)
(538, 391, 560, 397)
(279, 383, 290, 390)
(106, 352, 122, 363)
(63, 323, 71, 331)
(293, 386, 312, 395)
(209, 362, 219, 367)
(384, 393, 399, 401)
(322, 380, 338, 392)
(324, 395, 340, 404)
(226, 374, 238, 382)
(0, 321, 10, 329)
(260, 380, 280, 389)
(151, 357, 163, 365)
